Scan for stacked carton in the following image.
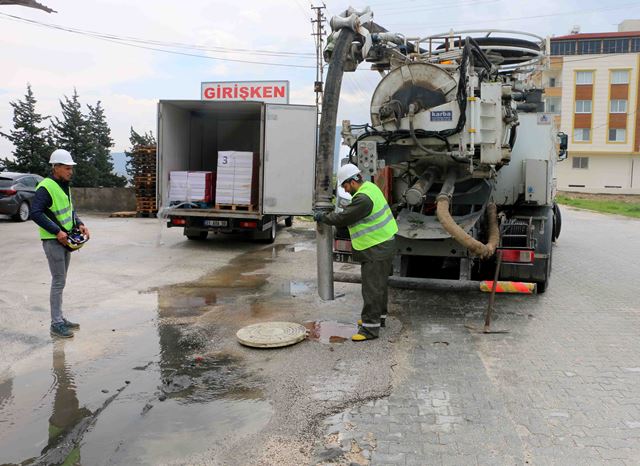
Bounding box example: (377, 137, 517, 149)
(169, 171, 213, 204)
(215, 151, 256, 206)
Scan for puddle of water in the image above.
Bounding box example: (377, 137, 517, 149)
(285, 241, 315, 253)
(0, 244, 297, 465)
(304, 321, 358, 344)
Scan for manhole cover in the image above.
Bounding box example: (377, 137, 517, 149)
(236, 322, 307, 348)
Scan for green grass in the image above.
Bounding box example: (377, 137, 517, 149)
(556, 195, 640, 219)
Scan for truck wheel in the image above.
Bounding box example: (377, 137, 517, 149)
(13, 201, 30, 222)
(536, 248, 552, 293)
(552, 202, 562, 242)
(255, 220, 277, 244)
(285, 216, 293, 227)
(186, 231, 208, 240)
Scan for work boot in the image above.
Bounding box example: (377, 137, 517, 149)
(351, 326, 378, 342)
(50, 323, 73, 339)
(357, 318, 385, 328)
(62, 318, 80, 329)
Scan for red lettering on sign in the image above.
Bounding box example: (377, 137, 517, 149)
(274, 86, 285, 98)
(263, 87, 273, 98)
(204, 87, 215, 99)
(222, 87, 232, 98)
(250, 87, 261, 98)
(239, 86, 249, 101)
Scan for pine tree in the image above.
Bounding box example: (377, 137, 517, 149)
(87, 101, 126, 187)
(50, 89, 97, 187)
(0, 84, 51, 175)
(125, 127, 156, 178)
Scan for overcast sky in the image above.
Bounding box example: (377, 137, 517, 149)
(1, 0, 639, 158)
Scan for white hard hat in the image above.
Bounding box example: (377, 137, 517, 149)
(49, 149, 76, 166)
(337, 163, 360, 186)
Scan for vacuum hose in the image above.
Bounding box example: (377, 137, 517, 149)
(315, 26, 356, 301)
(435, 170, 499, 259)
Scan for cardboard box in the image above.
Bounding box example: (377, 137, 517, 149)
(169, 171, 213, 203)
(216, 151, 258, 206)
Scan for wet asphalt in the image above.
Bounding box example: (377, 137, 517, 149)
(0, 215, 398, 465)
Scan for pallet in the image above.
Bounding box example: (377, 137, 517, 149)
(215, 203, 256, 211)
(110, 211, 137, 218)
(136, 211, 157, 218)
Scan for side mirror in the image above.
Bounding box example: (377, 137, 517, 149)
(557, 132, 568, 161)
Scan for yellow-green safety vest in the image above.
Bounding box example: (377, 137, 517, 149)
(348, 181, 398, 251)
(36, 178, 74, 239)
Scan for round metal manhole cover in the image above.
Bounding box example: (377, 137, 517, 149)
(236, 322, 307, 348)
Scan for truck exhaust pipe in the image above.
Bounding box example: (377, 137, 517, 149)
(315, 25, 356, 301)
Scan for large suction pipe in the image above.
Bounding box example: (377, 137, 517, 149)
(316, 25, 356, 301)
(435, 170, 499, 259)
(405, 169, 437, 206)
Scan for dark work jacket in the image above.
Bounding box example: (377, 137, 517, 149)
(31, 176, 83, 237)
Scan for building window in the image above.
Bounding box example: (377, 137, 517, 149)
(578, 40, 602, 54)
(608, 128, 626, 142)
(611, 70, 629, 84)
(548, 77, 557, 87)
(603, 38, 629, 54)
(546, 97, 561, 113)
(632, 38, 640, 53)
(551, 41, 576, 55)
(610, 99, 627, 113)
(576, 71, 593, 85)
(575, 100, 592, 113)
(572, 156, 589, 169)
(574, 128, 591, 141)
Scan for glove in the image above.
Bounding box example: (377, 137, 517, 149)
(313, 210, 325, 222)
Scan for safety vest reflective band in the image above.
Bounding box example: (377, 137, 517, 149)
(36, 177, 74, 239)
(348, 181, 398, 251)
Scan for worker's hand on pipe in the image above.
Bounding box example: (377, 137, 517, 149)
(79, 224, 90, 239)
(313, 210, 325, 222)
(56, 231, 68, 246)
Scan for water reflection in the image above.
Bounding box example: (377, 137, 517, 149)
(36, 341, 93, 465)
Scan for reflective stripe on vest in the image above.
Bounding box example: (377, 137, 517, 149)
(36, 178, 74, 239)
(348, 181, 398, 251)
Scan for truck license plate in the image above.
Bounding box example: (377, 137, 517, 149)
(204, 220, 227, 227)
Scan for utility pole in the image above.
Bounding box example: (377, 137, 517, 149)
(311, 3, 327, 126)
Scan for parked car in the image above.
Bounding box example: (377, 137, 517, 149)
(0, 172, 44, 222)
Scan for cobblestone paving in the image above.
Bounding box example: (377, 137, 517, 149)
(320, 208, 640, 465)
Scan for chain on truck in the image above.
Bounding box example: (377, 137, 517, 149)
(319, 6, 567, 294)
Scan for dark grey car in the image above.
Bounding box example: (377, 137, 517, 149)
(0, 172, 44, 222)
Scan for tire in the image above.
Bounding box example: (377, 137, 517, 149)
(255, 220, 277, 244)
(186, 231, 208, 240)
(13, 201, 30, 222)
(537, 248, 552, 293)
(285, 216, 293, 227)
(552, 202, 562, 242)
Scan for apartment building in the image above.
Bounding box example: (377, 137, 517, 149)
(542, 22, 640, 194)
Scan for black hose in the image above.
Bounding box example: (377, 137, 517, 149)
(316, 28, 356, 206)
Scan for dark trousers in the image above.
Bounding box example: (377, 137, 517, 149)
(360, 259, 392, 337)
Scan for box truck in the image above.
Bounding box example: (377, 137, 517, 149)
(157, 100, 317, 242)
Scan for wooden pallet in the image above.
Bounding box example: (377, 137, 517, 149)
(215, 203, 256, 211)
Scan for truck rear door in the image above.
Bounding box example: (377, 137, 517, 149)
(262, 104, 316, 215)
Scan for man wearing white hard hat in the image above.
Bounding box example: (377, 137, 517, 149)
(314, 163, 398, 341)
(31, 149, 90, 338)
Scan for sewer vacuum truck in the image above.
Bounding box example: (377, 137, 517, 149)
(315, 7, 566, 298)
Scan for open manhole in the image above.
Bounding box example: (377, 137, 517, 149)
(236, 322, 307, 348)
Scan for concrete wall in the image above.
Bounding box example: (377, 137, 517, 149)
(73, 187, 136, 212)
(557, 154, 640, 194)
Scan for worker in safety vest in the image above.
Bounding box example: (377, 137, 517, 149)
(31, 149, 90, 339)
(314, 164, 398, 341)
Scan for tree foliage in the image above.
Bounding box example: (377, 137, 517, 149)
(0, 84, 51, 175)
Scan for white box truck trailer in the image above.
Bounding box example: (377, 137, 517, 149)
(158, 100, 317, 242)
